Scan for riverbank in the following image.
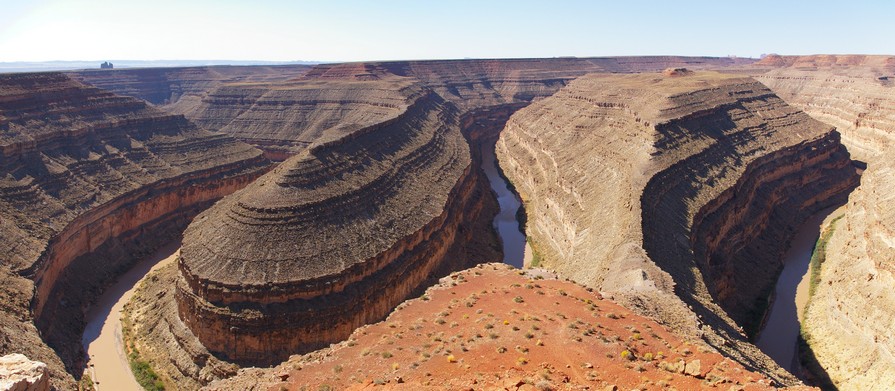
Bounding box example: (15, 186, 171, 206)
(755, 207, 839, 372)
(81, 241, 180, 391)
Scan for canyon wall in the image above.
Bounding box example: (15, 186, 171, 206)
(754, 55, 895, 389)
(0, 72, 269, 388)
(496, 71, 858, 385)
(69, 65, 310, 107)
(175, 87, 500, 365)
(174, 77, 425, 159)
(100, 57, 754, 160)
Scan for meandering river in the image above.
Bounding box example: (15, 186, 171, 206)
(755, 209, 836, 372)
(480, 142, 531, 268)
(81, 240, 180, 390)
(81, 141, 533, 388)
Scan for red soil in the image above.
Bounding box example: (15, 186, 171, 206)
(212, 264, 814, 390)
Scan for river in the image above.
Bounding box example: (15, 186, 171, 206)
(81, 240, 180, 390)
(79, 142, 530, 388)
(480, 142, 531, 268)
(755, 209, 835, 372)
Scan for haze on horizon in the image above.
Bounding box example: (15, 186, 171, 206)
(1, 0, 893, 63)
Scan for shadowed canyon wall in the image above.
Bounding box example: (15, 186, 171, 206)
(754, 55, 895, 389)
(496, 72, 858, 385)
(0, 72, 269, 388)
(175, 87, 501, 365)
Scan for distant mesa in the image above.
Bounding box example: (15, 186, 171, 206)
(100, 61, 113, 69)
(663, 67, 692, 76)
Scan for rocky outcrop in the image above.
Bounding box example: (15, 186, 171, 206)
(496, 71, 858, 385)
(0, 72, 269, 388)
(754, 55, 895, 389)
(175, 89, 500, 365)
(207, 264, 815, 391)
(0, 354, 49, 391)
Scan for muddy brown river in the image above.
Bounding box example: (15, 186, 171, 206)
(81, 240, 180, 390)
(755, 209, 835, 372)
(481, 143, 531, 268)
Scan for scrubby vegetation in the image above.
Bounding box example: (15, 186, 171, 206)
(806, 215, 844, 304)
(122, 293, 165, 391)
(797, 214, 843, 390)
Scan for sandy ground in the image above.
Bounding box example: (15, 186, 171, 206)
(82, 240, 181, 390)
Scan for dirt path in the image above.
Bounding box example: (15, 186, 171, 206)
(82, 240, 181, 390)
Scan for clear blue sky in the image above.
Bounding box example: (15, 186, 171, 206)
(0, 0, 892, 62)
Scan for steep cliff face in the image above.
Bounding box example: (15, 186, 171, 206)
(754, 55, 895, 389)
(496, 72, 858, 384)
(754, 55, 895, 161)
(175, 89, 500, 365)
(0, 73, 269, 388)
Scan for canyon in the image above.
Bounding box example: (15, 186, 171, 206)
(0, 72, 269, 389)
(0, 55, 891, 391)
(754, 55, 895, 390)
(496, 71, 859, 385)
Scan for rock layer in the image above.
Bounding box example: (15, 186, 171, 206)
(0, 72, 268, 388)
(70, 58, 756, 168)
(496, 71, 858, 384)
(176, 88, 500, 365)
(180, 77, 424, 159)
(70, 65, 311, 107)
(754, 55, 895, 389)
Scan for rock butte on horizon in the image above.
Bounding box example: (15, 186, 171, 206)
(0, 55, 892, 391)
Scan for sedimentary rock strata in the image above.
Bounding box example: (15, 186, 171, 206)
(208, 264, 814, 391)
(175, 87, 500, 365)
(0, 72, 268, 388)
(142, 57, 752, 159)
(70, 65, 311, 107)
(179, 77, 425, 159)
(755, 55, 895, 389)
(496, 71, 858, 384)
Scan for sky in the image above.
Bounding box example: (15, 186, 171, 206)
(0, 0, 892, 63)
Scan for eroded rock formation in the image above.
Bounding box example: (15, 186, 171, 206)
(496, 71, 859, 385)
(175, 87, 500, 365)
(0, 72, 269, 388)
(0, 354, 49, 391)
(179, 77, 425, 159)
(119, 57, 759, 385)
(754, 55, 895, 389)
(105, 57, 753, 160)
